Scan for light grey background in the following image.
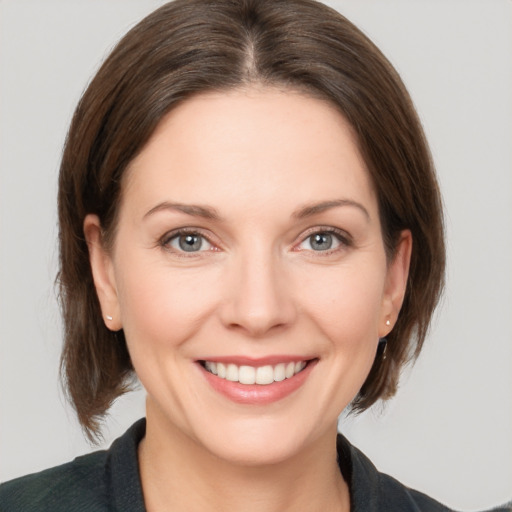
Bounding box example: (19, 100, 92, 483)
(0, 1, 511, 510)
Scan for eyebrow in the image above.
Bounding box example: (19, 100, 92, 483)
(292, 199, 370, 221)
(143, 198, 370, 222)
(143, 202, 222, 220)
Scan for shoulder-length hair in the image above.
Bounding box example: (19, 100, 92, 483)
(58, 0, 445, 440)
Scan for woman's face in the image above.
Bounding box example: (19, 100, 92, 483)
(86, 88, 410, 465)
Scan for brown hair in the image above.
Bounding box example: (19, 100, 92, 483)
(58, 0, 445, 440)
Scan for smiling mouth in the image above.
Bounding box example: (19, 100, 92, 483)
(199, 360, 311, 385)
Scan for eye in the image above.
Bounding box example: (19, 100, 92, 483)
(163, 230, 215, 253)
(306, 232, 336, 251)
(296, 228, 350, 253)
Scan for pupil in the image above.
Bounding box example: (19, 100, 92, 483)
(179, 234, 202, 252)
(311, 233, 332, 251)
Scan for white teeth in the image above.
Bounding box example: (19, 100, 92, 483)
(256, 365, 274, 385)
(226, 364, 238, 382)
(274, 363, 286, 382)
(203, 360, 308, 385)
(239, 365, 256, 384)
(204, 361, 218, 375)
(217, 362, 226, 378)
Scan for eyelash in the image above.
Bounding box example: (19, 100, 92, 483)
(159, 226, 352, 257)
(294, 227, 353, 255)
(159, 227, 218, 257)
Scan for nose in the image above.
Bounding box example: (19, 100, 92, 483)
(218, 248, 297, 338)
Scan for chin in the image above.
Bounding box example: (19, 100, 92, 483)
(201, 424, 313, 467)
(185, 407, 338, 468)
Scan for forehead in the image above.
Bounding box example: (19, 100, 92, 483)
(122, 87, 377, 219)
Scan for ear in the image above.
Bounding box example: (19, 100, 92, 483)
(83, 214, 122, 331)
(379, 230, 412, 337)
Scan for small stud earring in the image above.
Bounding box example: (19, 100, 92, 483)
(106, 315, 113, 321)
(386, 319, 391, 326)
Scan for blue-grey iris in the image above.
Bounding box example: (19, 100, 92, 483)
(179, 234, 202, 252)
(310, 233, 333, 251)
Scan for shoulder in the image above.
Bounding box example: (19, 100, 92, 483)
(337, 434, 512, 512)
(0, 419, 146, 512)
(337, 433, 453, 511)
(375, 471, 455, 511)
(0, 450, 110, 512)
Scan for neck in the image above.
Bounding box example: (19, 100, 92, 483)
(138, 405, 350, 512)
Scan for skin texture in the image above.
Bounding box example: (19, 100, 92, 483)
(84, 88, 411, 511)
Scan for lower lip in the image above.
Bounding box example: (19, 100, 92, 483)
(199, 360, 317, 405)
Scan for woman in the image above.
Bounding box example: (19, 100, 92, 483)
(0, 0, 510, 510)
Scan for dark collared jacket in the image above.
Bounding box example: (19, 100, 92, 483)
(1, 419, 510, 511)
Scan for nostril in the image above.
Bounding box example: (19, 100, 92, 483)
(225, 319, 289, 338)
(216, 263, 297, 336)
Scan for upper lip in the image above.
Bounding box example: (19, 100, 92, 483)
(197, 355, 316, 366)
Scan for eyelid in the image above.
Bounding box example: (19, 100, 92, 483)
(158, 225, 352, 256)
(159, 227, 220, 254)
(293, 226, 353, 252)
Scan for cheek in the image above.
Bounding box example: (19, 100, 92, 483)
(298, 261, 386, 343)
(114, 257, 222, 351)
(300, 264, 386, 402)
